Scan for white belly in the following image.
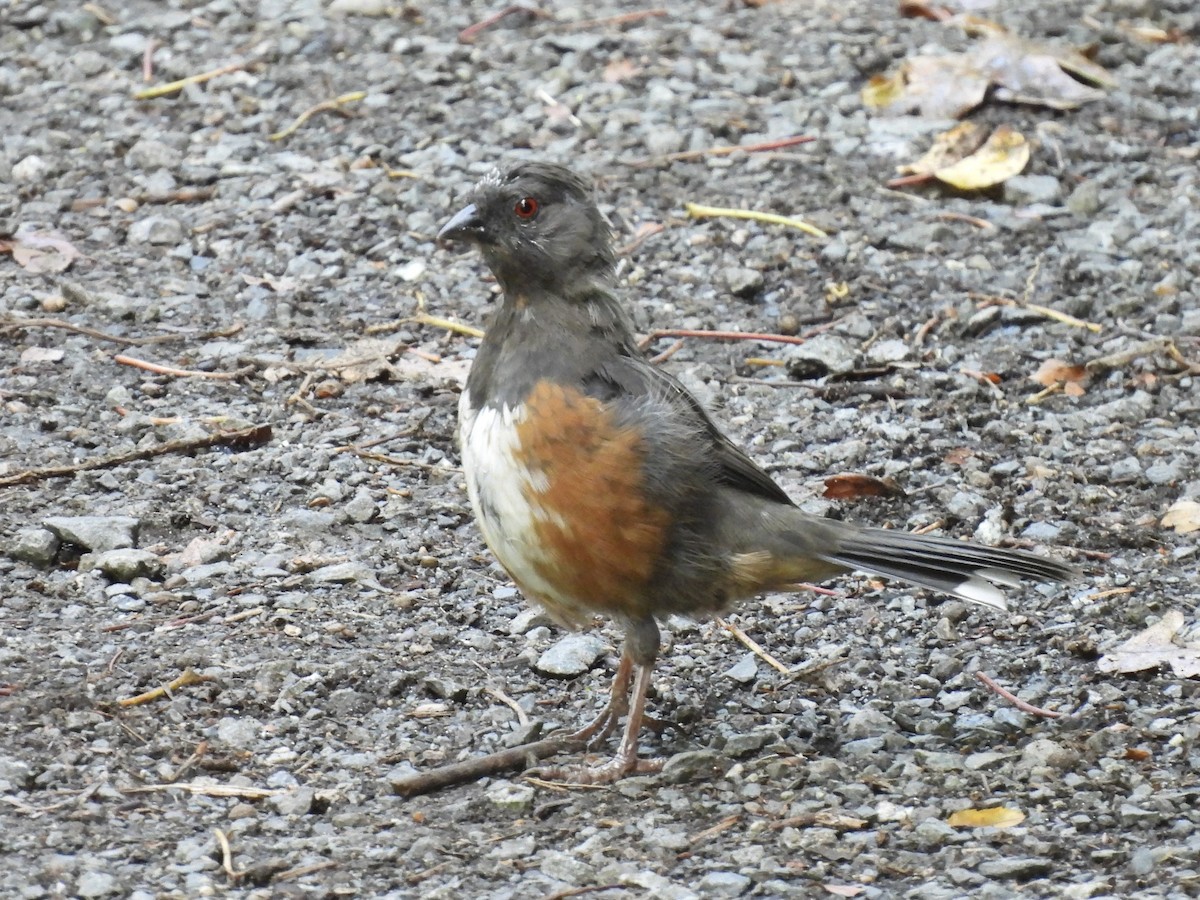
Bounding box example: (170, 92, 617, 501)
(458, 393, 580, 621)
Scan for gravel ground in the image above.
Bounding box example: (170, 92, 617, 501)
(2, 0, 1199, 897)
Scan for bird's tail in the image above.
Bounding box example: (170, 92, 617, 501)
(821, 526, 1079, 610)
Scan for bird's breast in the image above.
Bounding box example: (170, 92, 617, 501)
(458, 381, 672, 624)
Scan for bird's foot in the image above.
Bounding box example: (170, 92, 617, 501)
(531, 752, 665, 785)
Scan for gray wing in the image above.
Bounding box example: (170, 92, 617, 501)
(588, 351, 795, 507)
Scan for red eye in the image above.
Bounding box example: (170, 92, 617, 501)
(514, 197, 539, 219)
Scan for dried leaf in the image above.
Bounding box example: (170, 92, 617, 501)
(1097, 610, 1200, 679)
(948, 806, 1026, 828)
(1031, 358, 1088, 388)
(1162, 499, 1200, 535)
(933, 125, 1029, 190)
(19, 347, 66, 364)
(411, 702, 451, 718)
(865, 28, 1112, 119)
(2, 229, 81, 274)
(824, 473, 906, 501)
(242, 273, 298, 293)
(897, 122, 987, 176)
(824, 885, 865, 898)
(864, 55, 989, 119)
(1124, 747, 1152, 762)
(602, 59, 641, 83)
(325, 337, 407, 383)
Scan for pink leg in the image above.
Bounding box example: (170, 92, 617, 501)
(535, 660, 664, 784)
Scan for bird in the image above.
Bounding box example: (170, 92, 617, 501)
(437, 161, 1078, 784)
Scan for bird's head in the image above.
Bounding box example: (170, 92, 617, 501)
(437, 162, 616, 298)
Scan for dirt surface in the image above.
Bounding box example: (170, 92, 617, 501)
(2, 0, 1199, 897)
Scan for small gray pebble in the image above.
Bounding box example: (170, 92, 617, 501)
(75, 871, 117, 898)
(723, 653, 758, 684)
(976, 857, 1052, 879)
(88, 548, 163, 581)
(1004, 174, 1062, 206)
(662, 749, 726, 784)
(697, 871, 751, 898)
(5, 527, 60, 566)
(127, 215, 184, 245)
(534, 633, 606, 677)
(725, 267, 763, 299)
(485, 780, 535, 811)
(44, 515, 138, 552)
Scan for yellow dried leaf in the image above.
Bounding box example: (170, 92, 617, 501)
(897, 122, 986, 176)
(948, 807, 1026, 828)
(861, 71, 907, 110)
(934, 125, 1029, 190)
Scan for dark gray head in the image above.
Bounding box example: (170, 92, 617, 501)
(437, 162, 616, 299)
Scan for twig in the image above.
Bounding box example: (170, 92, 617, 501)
(1, 316, 149, 346)
(648, 339, 685, 365)
(728, 378, 910, 402)
(637, 327, 813, 349)
(0, 423, 271, 488)
(974, 672, 1063, 719)
(113, 354, 254, 380)
(82, 3, 116, 25)
(167, 741, 209, 784)
(616, 222, 665, 256)
(2, 782, 103, 815)
(960, 368, 1003, 397)
(539, 886, 626, 900)
(935, 210, 994, 229)
(269, 91, 366, 141)
(213, 829, 243, 883)
(971, 294, 1102, 333)
(119, 668, 213, 707)
(380, 312, 485, 339)
(1082, 586, 1135, 602)
(142, 38, 158, 82)
(689, 813, 742, 846)
(685, 202, 828, 239)
(485, 687, 530, 727)
(134, 60, 251, 100)
(564, 9, 668, 29)
(717, 618, 791, 675)
(122, 782, 283, 799)
(458, 5, 552, 43)
(390, 735, 588, 797)
(274, 861, 339, 883)
(1025, 382, 1064, 405)
(629, 135, 815, 167)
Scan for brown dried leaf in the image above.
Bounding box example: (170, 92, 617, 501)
(979, 36, 1111, 109)
(823, 473, 906, 501)
(325, 337, 407, 383)
(864, 28, 1112, 119)
(602, 59, 641, 83)
(4, 230, 81, 274)
(944, 447, 975, 466)
(1032, 358, 1089, 388)
(1097, 610, 1200, 679)
(948, 806, 1026, 828)
(864, 55, 989, 119)
(1162, 499, 1200, 535)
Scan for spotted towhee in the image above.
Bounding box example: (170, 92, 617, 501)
(438, 162, 1077, 783)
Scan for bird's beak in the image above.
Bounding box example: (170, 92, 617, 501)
(437, 203, 487, 244)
